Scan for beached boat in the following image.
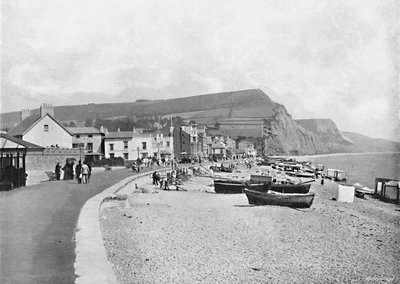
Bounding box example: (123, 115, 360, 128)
(213, 179, 246, 194)
(269, 183, 311, 194)
(243, 188, 315, 208)
(249, 174, 272, 183)
(214, 179, 270, 194)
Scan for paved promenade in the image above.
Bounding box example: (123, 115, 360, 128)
(0, 167, 143, 284)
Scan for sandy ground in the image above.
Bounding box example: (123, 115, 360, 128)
(101, 165, 400, 283)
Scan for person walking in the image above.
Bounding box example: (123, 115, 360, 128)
(81, 162, 89, 184)
(86, 161, 92, 183)
(75, 161, 82, 184)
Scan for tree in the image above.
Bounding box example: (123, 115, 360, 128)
(69, 121, 77, 127)
(85, 118, 93, 127)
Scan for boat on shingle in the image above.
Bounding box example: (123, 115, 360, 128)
(243, 188, 315, 208)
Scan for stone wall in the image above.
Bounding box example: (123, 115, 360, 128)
(26, 148, 81, 171)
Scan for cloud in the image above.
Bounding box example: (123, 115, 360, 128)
(1, 0, 398, 140)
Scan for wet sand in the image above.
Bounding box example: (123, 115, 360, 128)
(101, 167, 400, 283)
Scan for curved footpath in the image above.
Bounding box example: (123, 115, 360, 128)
(0, 166, 167, 284)
(74, 168, 171, 284)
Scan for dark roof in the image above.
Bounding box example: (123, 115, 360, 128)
(7, 114, 73, 136)
(7, 114, 40, 136)
(67, 127, 103, 135)
(104, 131, 134, 139)
(0, 133, 44, 149)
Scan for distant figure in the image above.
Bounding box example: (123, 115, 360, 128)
(321, 178, 324, 185)
(75, 161, 82, 184)
(81, 162, 90, 184)
(86, 161, 92, 183)
(55, 163, 61, 180)
(152, 171, 158, 185)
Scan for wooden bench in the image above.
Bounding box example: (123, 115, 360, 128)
(45, 171, 57, 181)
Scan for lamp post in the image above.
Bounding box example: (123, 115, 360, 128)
(137, 146, 140, 160)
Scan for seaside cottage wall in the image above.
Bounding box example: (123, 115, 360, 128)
(23, 115, 72, 148)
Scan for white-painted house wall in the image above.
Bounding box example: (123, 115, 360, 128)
(23, 116, 72, 148)
(104, 132, 174, 160)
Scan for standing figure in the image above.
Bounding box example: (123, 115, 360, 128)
(81, 162, 89, 184)
(86, 161, 92, 183)
(152, 171, 158, 185)
(55, 163, 61, 180)
(75, 161, 82, 184)
(62, 159, 71, 180)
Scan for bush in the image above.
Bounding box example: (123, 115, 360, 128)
(92, 157, 125, 167)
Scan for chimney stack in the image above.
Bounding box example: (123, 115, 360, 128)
(20, 109, 31, 121)
(40, 103, 54, 117)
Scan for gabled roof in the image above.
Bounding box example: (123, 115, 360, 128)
(104, 131, 134, 139)
(67, 127, 103, 135)
(0, 133, 44, 149)
(212, 140, 226, 148)
(7, 114, 73, 136)
(7, 115, 41, 136)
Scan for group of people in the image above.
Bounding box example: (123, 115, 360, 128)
(54, 159, 92, 184)
(152, 171, 171, 190)
(74, 160, 91, 184)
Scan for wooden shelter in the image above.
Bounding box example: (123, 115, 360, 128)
(0, 133, 44, 190)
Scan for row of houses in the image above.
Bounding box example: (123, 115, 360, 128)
(1, 103, 258, 189)
(4, 103, 258, 162)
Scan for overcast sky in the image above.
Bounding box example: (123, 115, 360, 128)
(1, 0, 399, 140)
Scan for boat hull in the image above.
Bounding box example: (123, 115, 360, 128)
(244, 188, 315, 208)
(214, 180, 245, 194)
(270, 183, 311, 194)
(214, 180, 270, 194)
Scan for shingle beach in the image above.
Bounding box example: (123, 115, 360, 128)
(100, 166, 400, 283)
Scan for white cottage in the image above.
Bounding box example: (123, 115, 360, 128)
(8, 104, 73, 148)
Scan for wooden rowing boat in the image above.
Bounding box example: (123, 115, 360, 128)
(269, 183, 311, 194)
(243, 188, 315, 208)
(213, 179, 269, 194)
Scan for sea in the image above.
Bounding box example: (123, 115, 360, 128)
(296, 152, 400, 189)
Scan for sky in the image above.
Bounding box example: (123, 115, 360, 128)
(1, 0, 399, 141)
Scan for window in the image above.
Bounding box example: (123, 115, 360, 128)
(124, 141, 128, 149)
(88, 134, 93, 138)
(72, 143, 79, 148)
(123, 153, 129, 160)
(44, 125, 49, 132)
(76, 135, 80, 138)
(87, 143, 93, 152)
(110, 144, 114, 151)
(166, 141, 170, 147)
(110, 153, 114, 158)
(142, 142, 147, 150)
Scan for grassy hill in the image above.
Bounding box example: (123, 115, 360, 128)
(341, 131, 400, 153)
(1, 89, 277, 128)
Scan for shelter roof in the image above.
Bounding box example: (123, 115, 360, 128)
(0, 133, 44, 149)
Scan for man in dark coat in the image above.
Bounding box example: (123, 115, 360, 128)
(55, 163, 61, 180)
(75, 161, 82, 184)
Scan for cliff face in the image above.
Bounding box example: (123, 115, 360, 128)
(264, 109, 358, 155)
(294, 119, 359, 154)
